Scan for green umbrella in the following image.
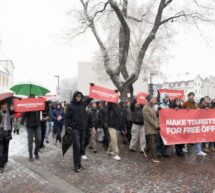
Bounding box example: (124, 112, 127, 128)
(10, 83, 50, 97)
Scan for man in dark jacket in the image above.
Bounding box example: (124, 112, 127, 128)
(65, 91, 92, 172)
(129, 98, 145, 153)
(107, 102, 123, 161)
(21, 95, 41, 162)
(99, 101, 110, 148)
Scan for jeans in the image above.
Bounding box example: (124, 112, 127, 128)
(55, 125, 63, 143)
(196, 143, 201, 153)
(45, 121, 52, 141)
(27, 127, 41, 157)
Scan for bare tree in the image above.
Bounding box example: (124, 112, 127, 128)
(68, 0, 215, 99)
(60, 77, 78, 102)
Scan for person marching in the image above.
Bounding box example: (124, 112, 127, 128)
(51, 102, 65, 146)
(65, 91, 92, 172)
(142, 95, 160, 163)
(0, 100, 14, 173)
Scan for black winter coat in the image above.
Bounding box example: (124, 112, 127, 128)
(107, 102, 123, 130)
(21, 111, 41, 128)
(88, 108, 100, 129)
(130, 99, 144, 125)
(99, 105, 108, 127)
(65, 91, 92, 130)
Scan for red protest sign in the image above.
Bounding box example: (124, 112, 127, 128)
(136, 92, 148, 104)
(159, 89, 185, 100)
(13, 98, 46, 112)
(89, 84, 119, 103)
(159, 109, 215, 145)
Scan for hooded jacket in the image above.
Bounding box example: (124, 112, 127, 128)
(107, 102, 123, 130)
(130, 99, 144, 125)
(155, 93, 170, 111)
(88, 106, 100, 129)
(51, 102, 65, 126)
(65, 91, 92, 130)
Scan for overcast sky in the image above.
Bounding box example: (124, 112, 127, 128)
(0, 0, 215, 93)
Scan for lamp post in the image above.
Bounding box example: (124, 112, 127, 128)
(149, 73, 155, 96)
(54, 75, 60, 96)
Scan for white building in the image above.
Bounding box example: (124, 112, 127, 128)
(78, 62, 148, 97)
(161, 73, 215, 101)
(0, 60, 15, 89)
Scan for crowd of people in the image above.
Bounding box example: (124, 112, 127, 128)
(0, 90, 214, 173)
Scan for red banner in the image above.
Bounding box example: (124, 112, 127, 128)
(159, 109, 215, 145)
(136, 92, 148, 104)
(159, 89, 185, 100)
(13, 98, 46, 112)
(89, 84, 119, 103)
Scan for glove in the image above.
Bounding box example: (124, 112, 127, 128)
(65, 127, 72, 135)
(175, 107, 179, 111)
(187, 108, 190, 111)
(158, 107, 162, 111)
(90, 83, 95, 86)
(157, 127, 160, 131)
(206, 107, 209, 110)
(115, 90, 119, 93)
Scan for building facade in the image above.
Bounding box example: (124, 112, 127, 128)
(0, 60, 14, 89)
(152, 74, 215, 101)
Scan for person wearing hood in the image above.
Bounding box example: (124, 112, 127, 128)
(142, 95, 160, 163)
(182, 92, 207, 156)
(129, 98, 145, 153)
(65, 91, 92, 172)
(51, 102, 65, 146)
(88, 102, 100, 153)
(155, 93, 172, 157)
(45, 101, 53, 144)
(199, 96, 215, 152)
(21, 94, 41, 162)
(0, 100, 14, 173)
(99, 101, 110, 148)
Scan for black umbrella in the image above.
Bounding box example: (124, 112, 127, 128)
(62, 133, 73, 156)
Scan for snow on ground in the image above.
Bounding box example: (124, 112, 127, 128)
(9, 126, 29, 157)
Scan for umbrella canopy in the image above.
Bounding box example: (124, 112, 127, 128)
(0, 88, 14, 101)
(62, 133, 73, 156)
(10, 83, 50, 97)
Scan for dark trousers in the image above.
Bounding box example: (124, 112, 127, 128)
(72, 129, 86, 169)
(157, 132, 168, 155)
(145, 134, 158, 159)
(125, 121, 132, 142)
(54, 125, 63, 143)
(40, 121, 46, 148)
(27, 127, 41, 157)
(0, 137, 10, 168)
(175, 144, 184, 154)
(103, 126, 110, 148)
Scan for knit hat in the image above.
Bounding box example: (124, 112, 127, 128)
(145, 94, 153, 102)
(188, 92, 195, 97)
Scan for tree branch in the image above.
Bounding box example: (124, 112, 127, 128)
(91, 2, 109, 21)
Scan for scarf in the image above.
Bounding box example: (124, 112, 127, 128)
(188, 99, 195, 103)
(0, 109, 10, 131)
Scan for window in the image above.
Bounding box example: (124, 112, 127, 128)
(178, 82, 181, 87)
(185, 82, 189, 86)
